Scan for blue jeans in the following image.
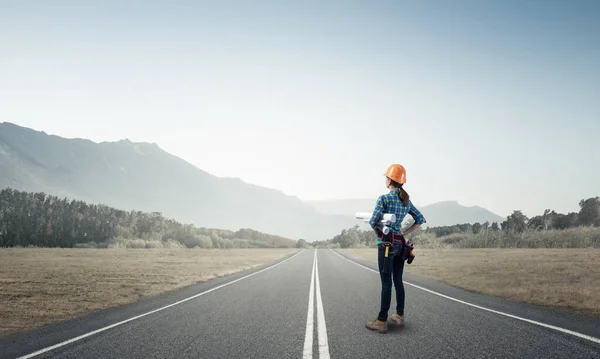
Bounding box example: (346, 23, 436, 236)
(377, 241, 405, 321)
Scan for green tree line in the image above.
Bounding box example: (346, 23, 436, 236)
(426, 196, 599, 237)
(0, 188, 296, 248)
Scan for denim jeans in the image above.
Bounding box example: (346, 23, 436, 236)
(377, 241, 405, 321)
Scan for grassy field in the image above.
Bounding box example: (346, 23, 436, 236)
(343, 247, 600, 317)
(0, 248, 298, 338)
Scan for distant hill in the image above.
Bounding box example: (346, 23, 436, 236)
(306, 198, 505, 227)
(0, 122, 356, 242)
(418, 200, 505, 226)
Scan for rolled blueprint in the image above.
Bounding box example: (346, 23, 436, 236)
(355, 212, 397, 223)
(362, 219, 393, 225)
(376, 223, 390, 235)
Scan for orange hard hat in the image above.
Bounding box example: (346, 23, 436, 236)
(384, 164, 406, 184)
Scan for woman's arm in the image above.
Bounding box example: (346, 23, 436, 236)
(369, 196, 385, 229)
(402, 200, 426, 236)
(401, 223, 421, 237)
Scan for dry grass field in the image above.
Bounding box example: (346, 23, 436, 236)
(0, 248, 298, 337)
(344, 247, 600, 316)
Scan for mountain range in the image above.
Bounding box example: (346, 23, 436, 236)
(0, 122, 505, 241)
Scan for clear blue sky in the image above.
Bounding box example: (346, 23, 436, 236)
(1, 0, 599, 218)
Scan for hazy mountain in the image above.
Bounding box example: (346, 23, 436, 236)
(418, 200, 505, 227)
(306, 198, 505, 227)
(0, 122, 356, 242)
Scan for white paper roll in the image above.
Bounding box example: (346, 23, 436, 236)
(376, 223, 390, 235)
(362, 219, 393, 225)
(355, 212, 397, 223)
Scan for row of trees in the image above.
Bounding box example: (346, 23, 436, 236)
(0, 188, 296, 248)
(426, 197, 599, 237)
(318, 196, 600, 248)
(311, 226, 376, 249)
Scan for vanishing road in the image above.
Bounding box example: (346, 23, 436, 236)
(1, 249, 599, 358)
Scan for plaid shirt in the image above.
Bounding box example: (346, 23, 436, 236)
(369, 190, 426, 242)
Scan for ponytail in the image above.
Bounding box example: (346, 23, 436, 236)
(399, 187, 410, 207)
(390, 178, 410, 206)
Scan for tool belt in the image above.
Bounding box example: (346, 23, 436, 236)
(377, 231, 404, 257)
(378, 231, 403, 246)
(377, 231, 414, 262)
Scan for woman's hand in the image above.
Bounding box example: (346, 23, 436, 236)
(401, 223, 421, 237)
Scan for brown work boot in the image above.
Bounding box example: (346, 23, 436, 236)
(391, 313, 404, 327)
(365, 319, 388, 333)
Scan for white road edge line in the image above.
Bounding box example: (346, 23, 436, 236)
(315, 250, 331, 359)
(330, 249, 600, 345)
(16, 249, 306, 359)
(302, 250, 316, 359)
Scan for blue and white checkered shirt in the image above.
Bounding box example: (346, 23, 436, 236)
(369, 189, 426, 242)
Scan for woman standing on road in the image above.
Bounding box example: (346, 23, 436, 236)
(365, 164, 426, 334)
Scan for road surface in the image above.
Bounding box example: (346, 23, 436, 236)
(1, 249, 599, 358)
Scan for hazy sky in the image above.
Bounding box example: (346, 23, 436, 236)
(1, 0, 599, 218)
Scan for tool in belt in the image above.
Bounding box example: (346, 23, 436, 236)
(377, 231, 415, 273)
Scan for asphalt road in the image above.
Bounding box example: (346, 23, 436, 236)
(1, 248, 599, 359)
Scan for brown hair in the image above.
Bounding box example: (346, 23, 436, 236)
(390, 179, 410, 206)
